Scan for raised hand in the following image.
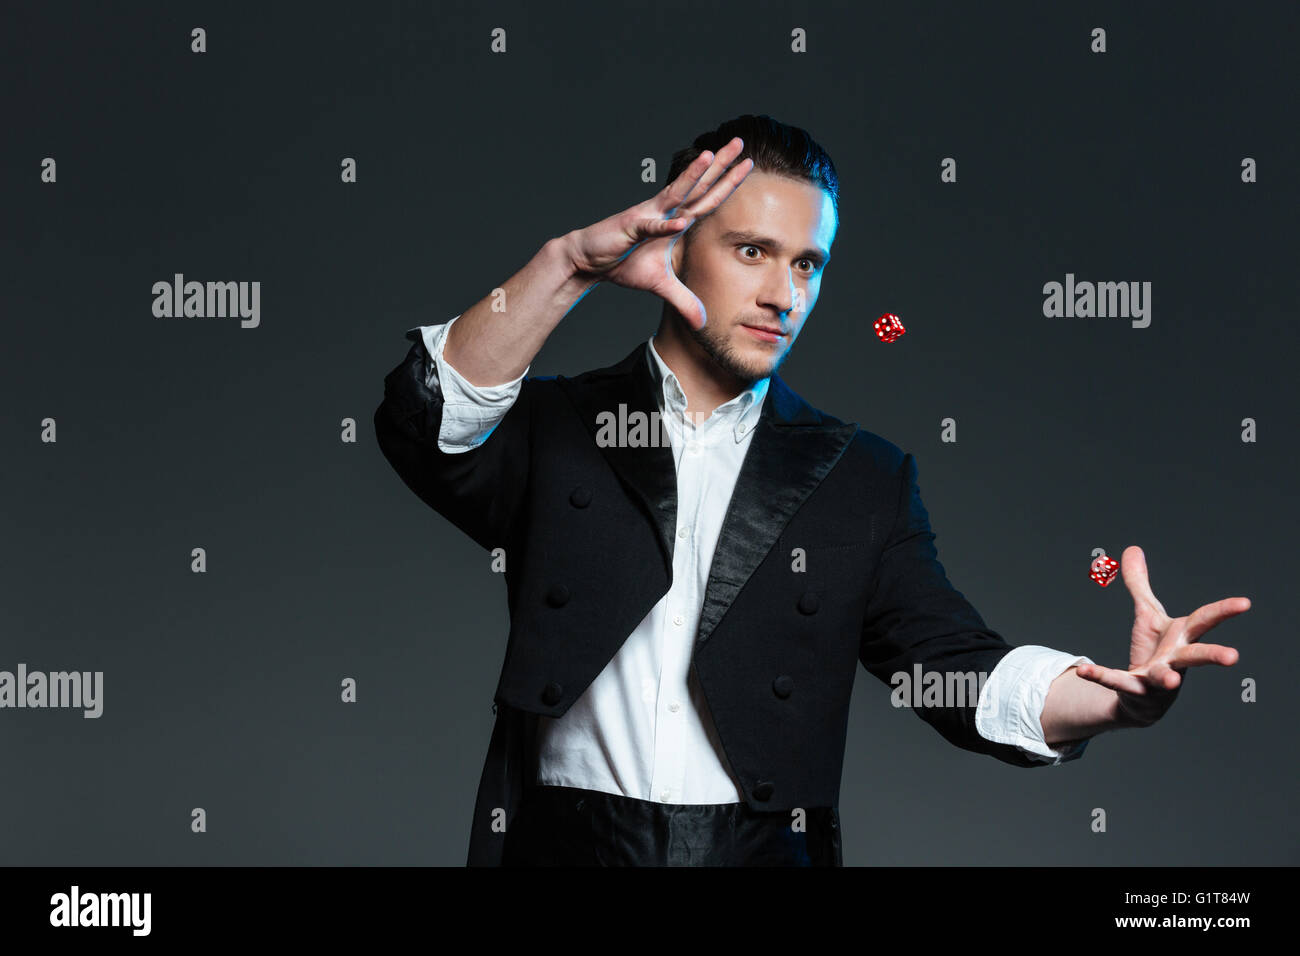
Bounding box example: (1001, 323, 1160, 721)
(560, 136, 754, 329)
(1075, 545, 1250, 726)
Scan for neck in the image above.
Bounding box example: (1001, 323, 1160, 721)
(652, 309, 756, 420)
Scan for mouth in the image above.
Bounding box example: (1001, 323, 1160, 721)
(740, 323, 787, 343)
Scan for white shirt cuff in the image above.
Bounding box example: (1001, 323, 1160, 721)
(975, 645, 1096, 766)
(403, 313, 529, 454)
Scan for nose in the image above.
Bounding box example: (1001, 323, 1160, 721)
(757, 265, 798, 315)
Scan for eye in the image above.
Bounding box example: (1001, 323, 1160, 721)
(739, 246, 818, 273)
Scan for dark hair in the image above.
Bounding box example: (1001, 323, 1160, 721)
(667, 114, 840, 222)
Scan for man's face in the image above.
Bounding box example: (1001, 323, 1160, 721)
(671, 170, 836, 385)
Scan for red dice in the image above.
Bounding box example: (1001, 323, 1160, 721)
(1089, 554, 1119, 587)
(873, 312, 905, 343)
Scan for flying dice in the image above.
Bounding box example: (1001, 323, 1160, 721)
(873, 312, 905, 343)
(1089, 554, 1119, 588)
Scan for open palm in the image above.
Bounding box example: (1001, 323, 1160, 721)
(1075, 545, 1249, 726)
(564, 136, 754, 330)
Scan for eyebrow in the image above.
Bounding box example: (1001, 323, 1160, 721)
(717, 229, 831, 266)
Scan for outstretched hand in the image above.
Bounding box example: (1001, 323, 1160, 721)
(561, 136, 754, 330)
(1075, 545, 1249, 727)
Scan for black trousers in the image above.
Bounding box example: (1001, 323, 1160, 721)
(501, 784, 842, 866)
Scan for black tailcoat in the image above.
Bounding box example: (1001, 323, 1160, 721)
(375, 333, 1046, 866)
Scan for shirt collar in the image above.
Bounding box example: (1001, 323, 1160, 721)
(645, 335, 770, 443)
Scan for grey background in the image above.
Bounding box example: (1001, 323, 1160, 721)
(1, 0, 1295, 865)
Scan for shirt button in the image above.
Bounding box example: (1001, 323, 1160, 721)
(673, 614, 684, 626)
(678, 527, 688, 538)
(659, 789, 671, 802)
(737, 423, 747, 434)
(668, 701, 681, 713)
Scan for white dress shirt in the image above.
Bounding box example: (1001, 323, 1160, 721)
(405, 315, 1094, 804)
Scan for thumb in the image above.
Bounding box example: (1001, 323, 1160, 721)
(657, 276, 706, 330)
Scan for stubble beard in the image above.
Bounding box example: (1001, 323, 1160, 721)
(688, 318, 788, 387)
(678, 242, 788, 386)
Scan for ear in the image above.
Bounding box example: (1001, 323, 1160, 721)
(671, 236, 685, 276)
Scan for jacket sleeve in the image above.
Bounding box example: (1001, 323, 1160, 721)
(858, 451, 1047, 768)
(373, 326, 535, 552)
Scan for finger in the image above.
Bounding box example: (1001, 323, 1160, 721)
(1144, 660, 1183, 690)
(661, 137, 742, 212)
(656, 272, 707, 330)
(676, 136, 746, 209)
(1184, 597, 1252, 642)
(665, 135, 748, 214)
(634, 215, 692, 239)
(1074, 662, 1150, 696)
(682, 155, 754, 220)
(1121, 545, 1168, 618)
(1170, 642, 1239, 668)
(658, 150, 714, 210)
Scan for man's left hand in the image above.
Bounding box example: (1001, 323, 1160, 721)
(1074, 545, 1250, 727)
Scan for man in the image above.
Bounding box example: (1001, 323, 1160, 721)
(374, 114, 1249, 866)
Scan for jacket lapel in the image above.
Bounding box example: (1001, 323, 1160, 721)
(697, 372, 858, 644)
(558, 341, 859, 642)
